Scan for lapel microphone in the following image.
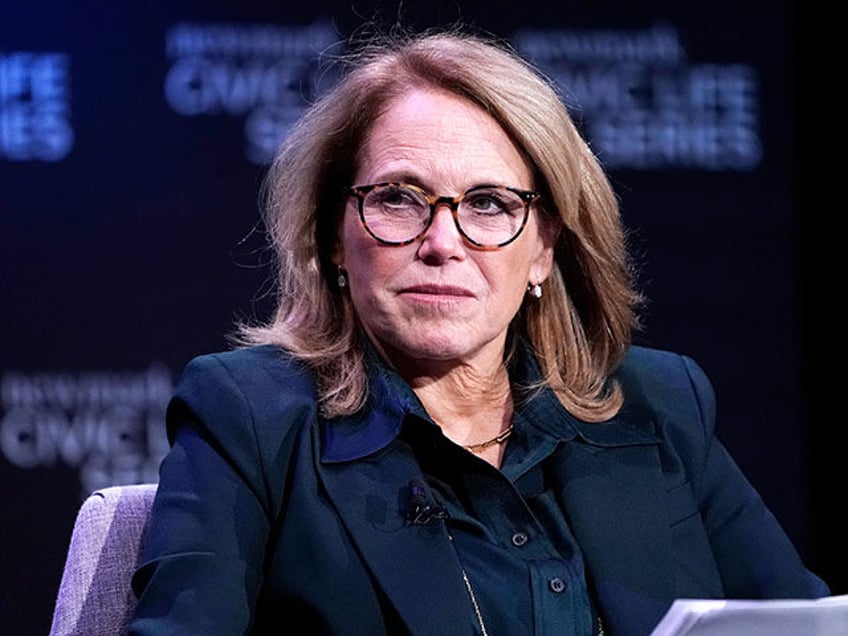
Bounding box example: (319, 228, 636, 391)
(406, 478, 449, 525)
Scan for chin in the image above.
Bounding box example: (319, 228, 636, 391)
(371, 331, 461, 362)
(390, 331, 496, 366)
(367, 318, 501, 366)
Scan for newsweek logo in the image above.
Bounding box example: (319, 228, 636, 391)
(514, 24, 762, 171)
(0, 51, 74, 162)
(163, 20, 340, 164)
(0, 365, 172, 498)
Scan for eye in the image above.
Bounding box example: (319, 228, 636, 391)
(375, 185, 423, 209)
(464, 189, 516, 216)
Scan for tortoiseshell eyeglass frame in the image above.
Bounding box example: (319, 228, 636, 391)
(347, 181, 540, 250)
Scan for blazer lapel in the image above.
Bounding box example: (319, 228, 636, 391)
(549, 424, 677, 634)
(319, 443, 475, 635)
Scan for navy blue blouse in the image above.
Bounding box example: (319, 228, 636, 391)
(391, 347, 604, 635)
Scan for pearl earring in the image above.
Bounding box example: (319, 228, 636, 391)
(527, 282, 542, 298)
(337, 267, 347, 289)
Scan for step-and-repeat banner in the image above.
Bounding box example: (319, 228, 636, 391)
(2, 1, 834, 632)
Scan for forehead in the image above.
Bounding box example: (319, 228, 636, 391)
(358, 88, 532, 188)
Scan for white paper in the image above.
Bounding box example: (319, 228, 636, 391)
(649, 594, 848, 635)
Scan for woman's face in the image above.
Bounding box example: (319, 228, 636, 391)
(333, 88, 555, 374)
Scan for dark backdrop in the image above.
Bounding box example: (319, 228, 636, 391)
(1, 1, 840, 633)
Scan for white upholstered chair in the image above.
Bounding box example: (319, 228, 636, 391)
(49, 483, 157, 636)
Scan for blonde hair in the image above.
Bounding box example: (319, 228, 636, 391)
(237, 27, 643, 421)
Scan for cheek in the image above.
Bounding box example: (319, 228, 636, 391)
(337, 219, 397, 292)
(483, 251, 533, 293)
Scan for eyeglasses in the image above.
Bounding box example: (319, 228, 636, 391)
(347, 182, 540, 250)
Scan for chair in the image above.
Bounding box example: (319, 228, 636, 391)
(49, 483, 158, 636)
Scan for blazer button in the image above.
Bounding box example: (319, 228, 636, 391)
(549, 577, 566, 593)
(511, 531, 529, 546)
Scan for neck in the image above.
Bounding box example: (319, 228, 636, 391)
(412, 359, 511, 413)
(370, 336, 515, 466)
(413, 368, 514, 463)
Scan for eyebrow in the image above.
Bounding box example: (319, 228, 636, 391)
(366, 175, 527, 194)
(369, 172, 426, 188)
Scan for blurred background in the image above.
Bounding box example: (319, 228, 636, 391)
(2, 1, 839, 633)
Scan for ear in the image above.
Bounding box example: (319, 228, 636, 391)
(529, 216, 558, 285)
(331, 246, 343, 268)
(330, 231, 344, 268)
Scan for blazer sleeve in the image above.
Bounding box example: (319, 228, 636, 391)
(129, 347, 318, 635)
(670, 353, 830, 598)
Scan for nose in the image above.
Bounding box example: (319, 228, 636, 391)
(416, 203, 465, 260)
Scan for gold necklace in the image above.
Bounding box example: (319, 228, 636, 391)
(462, 423, 514, 453)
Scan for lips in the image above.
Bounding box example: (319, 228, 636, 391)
(399, 284, 475, 297)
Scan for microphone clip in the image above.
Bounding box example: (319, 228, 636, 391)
(406, 479, 449, 525)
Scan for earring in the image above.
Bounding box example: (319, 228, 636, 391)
(527, 282, 542, 298)
(337, 267, 347, 289)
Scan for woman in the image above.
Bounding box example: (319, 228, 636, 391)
(130, 29, 829, 635)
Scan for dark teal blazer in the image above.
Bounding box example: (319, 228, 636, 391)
(130, 344, 829, 635)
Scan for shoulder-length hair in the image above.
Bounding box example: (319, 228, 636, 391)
(237, 27, 643, 422)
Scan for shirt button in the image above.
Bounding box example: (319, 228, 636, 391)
(549, 577, 566, 593)
(511, 531, 529, 547)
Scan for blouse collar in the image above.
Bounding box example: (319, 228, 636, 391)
(320, 337, 658, 464)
